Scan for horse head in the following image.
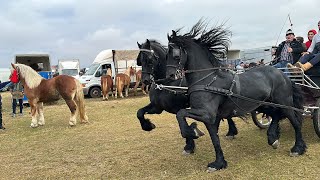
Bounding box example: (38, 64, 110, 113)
(11, 63, 43, 89)
(166, 20, 231, 79)
(136, 39, 161, 85)
(166, 31, 189, 80)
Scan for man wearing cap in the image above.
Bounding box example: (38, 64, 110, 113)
(293, 21, 320, 71)
(274, 29, 304, 68)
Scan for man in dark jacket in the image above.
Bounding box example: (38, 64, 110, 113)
(274, 29, 304, 68)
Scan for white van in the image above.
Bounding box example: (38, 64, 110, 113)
(79, 49, 141, 98)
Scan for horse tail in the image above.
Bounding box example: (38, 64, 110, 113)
(75, 79, 88, 123)
(291, 81, 304, 125)
(109, 75, 114, 95)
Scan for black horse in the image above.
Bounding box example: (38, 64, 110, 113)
(136, 39, 239, 154)
(165, 20, 306, 171)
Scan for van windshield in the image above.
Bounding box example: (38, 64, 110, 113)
(61, 69, 78, 76)
(84, 63, 100, 75)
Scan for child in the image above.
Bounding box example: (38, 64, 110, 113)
(9, 81, 24, 117)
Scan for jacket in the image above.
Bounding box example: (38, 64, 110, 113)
(275, 39, 304, 64)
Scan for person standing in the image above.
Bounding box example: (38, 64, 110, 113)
(9, 81, 24, 117)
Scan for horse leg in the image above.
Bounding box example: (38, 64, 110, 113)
(125, 85, 129, 97)
(225, 117, 238, 139)
(120, 85, 124, 98)
(29, 101, 38, 128)
(65, 99, 77, 126)
(137, 103, 162, 131)
(115, 87, 118, 98)
(37, 102, 45, 126)
(101, 80, 106, 100)
(176, 108, 227, 171)
(284, 110, 306, 156)
(267, 112, 281, 149)
(134, 82, 139, 96)
(205, 120, 228, 172)
(176, 109, 208, 155)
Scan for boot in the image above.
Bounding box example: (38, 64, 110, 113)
(287, 63, 295, 68)
(300, 62, 313, 71)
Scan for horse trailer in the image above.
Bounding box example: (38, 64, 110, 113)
(14, 54, 53, 104)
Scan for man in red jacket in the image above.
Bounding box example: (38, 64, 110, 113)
(306, 29, 317, 49)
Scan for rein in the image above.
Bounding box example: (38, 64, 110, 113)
(157, 66, 304, 112)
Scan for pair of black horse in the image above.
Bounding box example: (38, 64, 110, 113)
(136, 20, 306, 172)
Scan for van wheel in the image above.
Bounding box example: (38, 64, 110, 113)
(89, 87, 101, 98)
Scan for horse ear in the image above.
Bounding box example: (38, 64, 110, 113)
(167, 33, 171, 41)
(137, 42, 142, 48)
(146, 39, 151, 48)
(11, 63, 16, 69)
(172, 30, 177, 37)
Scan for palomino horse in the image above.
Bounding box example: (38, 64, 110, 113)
(115, 66, 134, 98)
(101, 68, 114, 100)
(11, 63, 89, 127)
(133, 70, 149, 95)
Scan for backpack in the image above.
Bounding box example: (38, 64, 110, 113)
(10, 70, 19, 83)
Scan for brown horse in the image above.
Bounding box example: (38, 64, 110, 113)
(101, 68, 114, 100)
(133, 70, 149, 95)
(115, 66, 134, 98)
(11, 63, 88, 127)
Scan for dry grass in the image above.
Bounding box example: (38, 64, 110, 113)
(0, 91, 320, 179)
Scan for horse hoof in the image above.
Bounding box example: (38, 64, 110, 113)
(207, 167, 218, 173)
(225, 135, 235, 140)
(182, 150, 194, 156)
(38, 123, 45, 126)
(272, 140, 280, 149)
(30, 124, 38, 128)
(69, 122, 76, 126)
(289, 152, 299, 157)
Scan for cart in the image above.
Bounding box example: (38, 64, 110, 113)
(260, 67, 320, 137)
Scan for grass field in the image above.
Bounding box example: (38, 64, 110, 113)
(0, 91, 320, 179)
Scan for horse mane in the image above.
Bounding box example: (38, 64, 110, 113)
(148, 39, 168, 54)
(124, 66, 134, 76)
(15, 64, 43, 89)
(171, 19, 232, 66)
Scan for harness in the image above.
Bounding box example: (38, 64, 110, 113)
(161, 43, 305, 113)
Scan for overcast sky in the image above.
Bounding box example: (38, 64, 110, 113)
(0, 0, 319, 68)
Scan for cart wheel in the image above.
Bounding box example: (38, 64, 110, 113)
(251, 111, 272, 129)
(312, 98, 320, 138)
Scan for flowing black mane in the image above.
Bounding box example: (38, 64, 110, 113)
(170, 20, 232, 66)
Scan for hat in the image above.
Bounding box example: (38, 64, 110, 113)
(286, 29, 294, 36)
(309, 29, 317, 35)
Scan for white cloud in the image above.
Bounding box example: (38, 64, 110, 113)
(0, 0, 319, 68)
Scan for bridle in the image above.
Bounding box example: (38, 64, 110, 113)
(138, 48, 160, 82)
(166, 42, 187, 79)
